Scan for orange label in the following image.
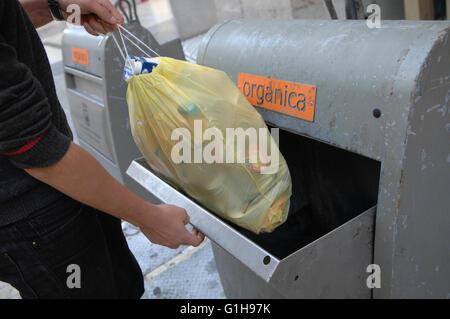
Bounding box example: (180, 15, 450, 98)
(238, 73, 317, 122)
(72, 47, 90, 66)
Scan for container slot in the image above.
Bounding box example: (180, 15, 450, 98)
(224, 127, 381, 259)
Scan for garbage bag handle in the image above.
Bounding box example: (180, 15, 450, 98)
(118, 24, 160, 58)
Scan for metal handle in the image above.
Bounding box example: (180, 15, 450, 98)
(324, 0, 338, 19)
(126, 158, 280, 282)
(115, 0, 140, 23)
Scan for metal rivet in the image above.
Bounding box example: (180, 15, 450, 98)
(373, 108, 382, 118)
(263, 256, 271, 265)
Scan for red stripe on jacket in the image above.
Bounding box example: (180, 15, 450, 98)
(4, 133, 45, 156)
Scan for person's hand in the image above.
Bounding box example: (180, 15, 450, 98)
(58, 0, 125, 36)
(137, 204, 206, 249)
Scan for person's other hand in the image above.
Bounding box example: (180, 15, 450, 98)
(58, 0, 125, 36)
(138, 204, 206, 249)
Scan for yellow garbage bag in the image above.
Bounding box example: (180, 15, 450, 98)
(126, 57, 292, 234)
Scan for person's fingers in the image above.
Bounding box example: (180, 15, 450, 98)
(197, 229, 206, 241)
(184, 229, 205, 247)
(168, 243, 180, 250)
(80, 15, 88, 26)
(88, 0, 119, 25)
(87, 20, 104, 35)
(194, 228, 206, 239)
(99, 0, 125, 25)
(183, 214, 190, 226)
(88, 16, 108, 34)
(99, 20, 119, 32)
(83, 21, 99, 36)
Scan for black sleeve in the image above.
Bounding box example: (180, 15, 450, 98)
(0, 33, 71, 169)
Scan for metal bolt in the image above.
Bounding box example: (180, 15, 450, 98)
(373, 108, 382, 118)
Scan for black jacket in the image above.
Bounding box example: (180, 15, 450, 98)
(0, 0, 72, 225)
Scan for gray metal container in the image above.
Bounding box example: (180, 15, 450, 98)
(194, 19, 450, 298)
(62, 22, 185, 202)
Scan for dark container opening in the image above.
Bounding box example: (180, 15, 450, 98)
(228, 127, 381, 260)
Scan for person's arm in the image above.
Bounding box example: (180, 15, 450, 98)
(19, 0, 53, 27)
(20, 0, 124, 34)
(1, 2, 203, 249)
(0, 34, 203, 248)
(25, 142, 204, 249)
